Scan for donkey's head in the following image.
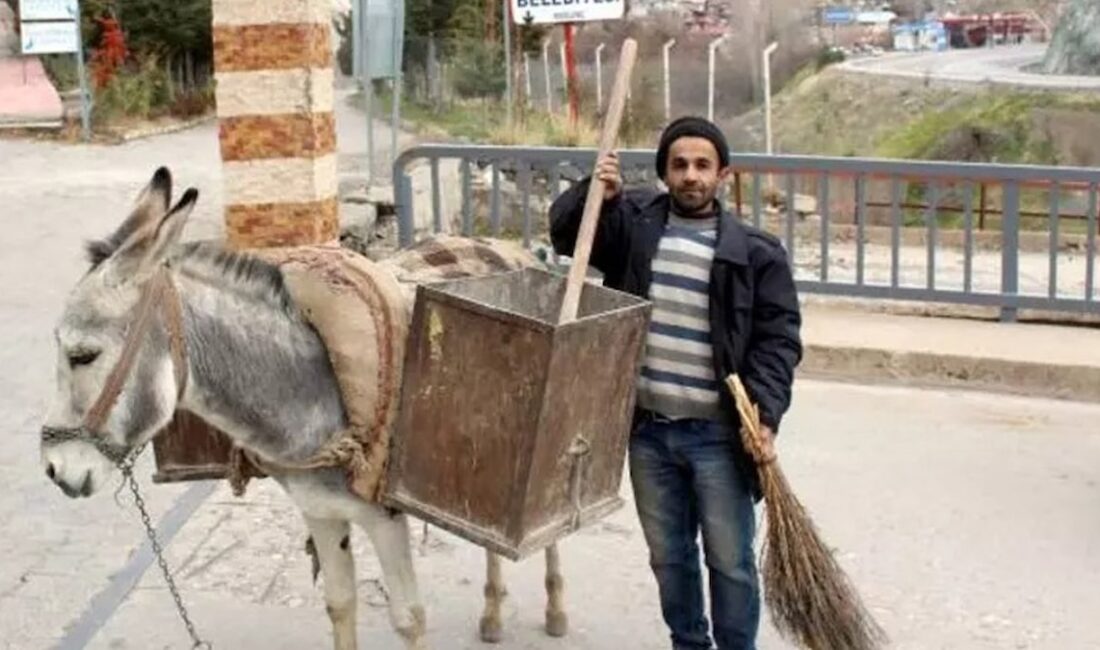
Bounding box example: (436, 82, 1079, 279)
(41, 167, 197, 498)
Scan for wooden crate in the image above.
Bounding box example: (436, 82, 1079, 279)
(151, 411, 265, 484)
(382, 267, 651, 560)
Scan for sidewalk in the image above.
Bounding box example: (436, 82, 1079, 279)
(800, 303, 1100, 402)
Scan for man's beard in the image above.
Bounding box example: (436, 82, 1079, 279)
(670, 185, 716, 215)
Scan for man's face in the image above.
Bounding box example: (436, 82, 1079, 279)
(664, 136, 730, 216)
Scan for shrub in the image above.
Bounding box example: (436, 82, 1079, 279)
(815, 46, 846, 70)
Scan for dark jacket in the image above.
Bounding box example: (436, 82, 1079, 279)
(549, 178, 803, 436)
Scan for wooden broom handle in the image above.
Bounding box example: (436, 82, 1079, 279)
(558, 38, 638, 324)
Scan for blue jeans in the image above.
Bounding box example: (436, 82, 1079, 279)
(629, 415, 760, 650)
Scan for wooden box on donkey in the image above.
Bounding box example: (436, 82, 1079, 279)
(382, 267, 650, 560)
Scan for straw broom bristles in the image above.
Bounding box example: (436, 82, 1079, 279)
(725, 374, 887, 650)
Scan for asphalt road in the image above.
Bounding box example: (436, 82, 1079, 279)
(840, 43, 1100, 90)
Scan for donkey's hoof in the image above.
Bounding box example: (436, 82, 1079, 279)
(545, 610, 568, 637)
(479, 616, 503, 644)
(397, 605, 427, 646)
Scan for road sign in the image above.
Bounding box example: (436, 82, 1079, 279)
(511, 0, 623, 26)
(19, 20, 78, 54)
(360, 0, 405, 80)
(19, 0, 78, 21)
(17, 0, 89, 140)
(822, 6, 855, 25)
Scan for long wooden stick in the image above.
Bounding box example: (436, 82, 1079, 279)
(558, 38, 638, 324)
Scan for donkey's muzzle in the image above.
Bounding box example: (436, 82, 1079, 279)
(49, 466, 94, 499)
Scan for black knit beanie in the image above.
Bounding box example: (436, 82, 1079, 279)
(655, 116, 730, 180)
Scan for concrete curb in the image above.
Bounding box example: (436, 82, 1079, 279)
(105, 114, 216, 144)
(800, 343, 1100, 403)
(800, 294, 1100, 327)
(0, 113, 215, 144)
(0, 118, 62, 129)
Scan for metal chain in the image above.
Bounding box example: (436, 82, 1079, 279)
(119, 452, 212, 650)
(41, 426, 131, 466)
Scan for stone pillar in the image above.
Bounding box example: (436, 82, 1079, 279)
(212, 0, 338, 249)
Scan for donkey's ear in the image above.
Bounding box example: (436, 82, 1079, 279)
(89, 167, 174, 270)
(148, 188, 199, 262)
(101, 173, 190, 284)
(134, 166, 173, 215)
(106, 188, 199, 284)
(117, 167, 174, 246)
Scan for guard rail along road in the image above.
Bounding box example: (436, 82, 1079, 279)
(393, 145, 1100, 322)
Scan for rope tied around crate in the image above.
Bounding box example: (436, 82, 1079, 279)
(567, 435, 591, 530)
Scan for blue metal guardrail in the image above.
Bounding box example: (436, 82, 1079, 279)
(394, 145, 1100, 320)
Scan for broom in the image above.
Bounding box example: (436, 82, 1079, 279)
(725, 374, 887, 650)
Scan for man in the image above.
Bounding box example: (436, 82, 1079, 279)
(549, 116, 802, 650)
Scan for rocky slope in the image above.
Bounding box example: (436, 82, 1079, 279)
(1043, 0, 1100, 75)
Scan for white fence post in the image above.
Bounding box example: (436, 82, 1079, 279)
(707, 35, 726, 122)
(595, 42, 606, 111)
(542, 40, 552, 113)
(663, 38, 676, 122)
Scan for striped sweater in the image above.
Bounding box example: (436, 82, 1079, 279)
(636, 213, 723, 421)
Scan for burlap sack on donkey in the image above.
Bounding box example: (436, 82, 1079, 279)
(251, 243, 409, 502)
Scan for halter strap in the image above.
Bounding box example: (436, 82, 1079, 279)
(82, 268, 188, 435)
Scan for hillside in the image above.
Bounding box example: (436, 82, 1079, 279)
(730, 66, 1100, 167)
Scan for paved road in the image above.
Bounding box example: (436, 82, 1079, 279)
(840, 43, 1100, 90)
(39, 382, 1100, 650)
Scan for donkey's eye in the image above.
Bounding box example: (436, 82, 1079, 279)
(68, 350, 100, 368)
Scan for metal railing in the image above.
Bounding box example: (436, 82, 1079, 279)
(394, 145, 1100, 320)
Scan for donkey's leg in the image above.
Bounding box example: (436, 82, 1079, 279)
(479, 551, 506, 643)
(354, 505, 426, 649)
(303, 516, 358, 650)
(544, 543, 568, 637)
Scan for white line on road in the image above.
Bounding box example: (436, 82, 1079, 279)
(53, 481, 217, 650)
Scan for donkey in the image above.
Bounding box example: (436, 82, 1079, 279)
(39, 168, 571, 649)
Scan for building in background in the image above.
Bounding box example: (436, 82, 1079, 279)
(939, 12, 1036, 47)
(891, 19, 948, 51)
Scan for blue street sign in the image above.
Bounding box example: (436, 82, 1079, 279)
(823, 6, 855, 25)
